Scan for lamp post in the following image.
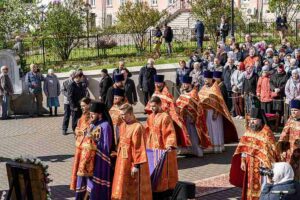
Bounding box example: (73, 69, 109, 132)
(230, 0, 234, 37)
(84, 3, 91, 48)
(39, 5, 47, 67)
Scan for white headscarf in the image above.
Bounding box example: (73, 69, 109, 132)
(272, 162, 294, 185)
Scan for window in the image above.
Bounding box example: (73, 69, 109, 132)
(120, 0, 126, 5)
(106, 14, 113, 27)
(107, 0, 112, 6)
(151, 0, 157, 5)
(168, 0, 175, 4)
(90, 0, 95, 6)
(90, 13, 96, 28)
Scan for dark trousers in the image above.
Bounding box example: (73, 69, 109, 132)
(233, 93, 244, 116)
(143, 90, 154, 106)
(197, 36, 203, 50)
(261, 102, 272, 114)
(29, 93, 43, 116)
(71, 109, 82, 131)
(62, 104, 71, 131)
(227, 91, 234, 114)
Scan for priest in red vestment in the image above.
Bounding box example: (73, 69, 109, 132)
(145, 74, 191, 147)
(112, 104, 152, 200)
(279, 99, 300, 181)
(176, 75, 211, 157)
(230, 108, 278, 200)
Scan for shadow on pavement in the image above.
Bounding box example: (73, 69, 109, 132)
(177, 144, 237, 170)
(50, 185, 75, 199)
(38, 154, 74, 163)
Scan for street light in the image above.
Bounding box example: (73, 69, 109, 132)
(230, 0, 234, 37)
(84, 3, 92, 48)
(39, 4, 47, 67)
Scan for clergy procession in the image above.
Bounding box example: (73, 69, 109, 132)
(67, 66, 300, 199)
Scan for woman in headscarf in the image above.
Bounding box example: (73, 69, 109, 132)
(260, 162, 300, 200)
(44, 69, 60, 116)
(284, 69, 300, 120)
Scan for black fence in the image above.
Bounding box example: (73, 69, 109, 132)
(1, 20, 299, 68)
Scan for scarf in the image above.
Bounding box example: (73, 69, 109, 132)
(272, 162, 294, 185)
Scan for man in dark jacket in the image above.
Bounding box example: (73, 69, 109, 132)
(121, 68, 137, 105)
(67, 72, 87, 132)
(163, 23, 173, 56)
(61, 70, 76, 135)
(270, 64, 288, 119)
(242, 67, 259, 113)
(218, 16, 229, 44)
(195, 19, 205, 51)
(106, 74, 125, 110)
(223, 58, 237, 114)
(99, 69, 113, 103)
(112, 61, 131, 82)
(138, 58, 157, 106)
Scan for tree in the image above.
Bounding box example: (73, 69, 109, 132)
(268, 0, 300, 24)
(42, 0, 85, 61)
(190, 0, 245, 44)
(0, 0, 39, 46)
(116, 2, 164, 53)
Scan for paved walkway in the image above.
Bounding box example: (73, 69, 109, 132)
(0, 115, 243, 199)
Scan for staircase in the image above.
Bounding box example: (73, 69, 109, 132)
(157, 0, 196, 29)
(168, 12, 196, 29)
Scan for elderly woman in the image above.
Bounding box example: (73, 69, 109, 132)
(285, 69, 300, 120)
(44, 69, 60, 116)
(260, 162, 300, 200)
(231, 62, 245, 119)
(190, 62, 204, 90)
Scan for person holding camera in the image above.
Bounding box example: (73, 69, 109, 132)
(260, 162, 300, 200)
(229, 106, 278, 200)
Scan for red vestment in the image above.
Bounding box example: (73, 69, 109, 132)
(145, 111, 178, 192)
(70, 114, 95, 190)
(279, 119, 300, 180)
(176, 88, 211, 148)
(198, 82, 238, 143)
(145, 86, 191, 147)
(112, 119, 152, 200)
(229, 125, 278, 200)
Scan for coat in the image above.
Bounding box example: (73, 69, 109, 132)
(242, 73, 258, 95)
(67, 82, 87, 110)
(138, 65, 157, 92)
(124, 78, 137, 104)
(230, 69, 244, 93)
(61, 79, 73, 105)
(0, 73, 14, 96)
(163, 26, 173, 43)
(223, 65, 237, 92)
(43, 75, 60, 98)
(285, 78, 300, 104)
(99, 75, 113, 103)
(256, 76, 272, 102)
(105, 84, 124, 110)
(260, 180, 300, 200)
(270, 71, 288, 110)
(195, 21, 205, 38)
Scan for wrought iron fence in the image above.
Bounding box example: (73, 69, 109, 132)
(0, 21, 298, 68)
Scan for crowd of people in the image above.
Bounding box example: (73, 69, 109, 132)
(1, 31, 300, 199)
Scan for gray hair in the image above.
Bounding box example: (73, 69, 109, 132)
(147, 58, 155, 65)
(69, 69, 76, 78)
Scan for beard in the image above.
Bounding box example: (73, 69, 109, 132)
(250, 123, 262, 131)
(156, 85, 163, 92)
(91, 116, 99, 124)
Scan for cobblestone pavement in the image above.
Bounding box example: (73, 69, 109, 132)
(0, 115, 243, 199)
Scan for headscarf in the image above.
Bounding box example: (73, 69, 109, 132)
(244, 66, 254, 79)
(272, 162, 294, 185)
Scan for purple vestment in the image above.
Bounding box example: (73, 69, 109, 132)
(75, 119, 113, 200)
